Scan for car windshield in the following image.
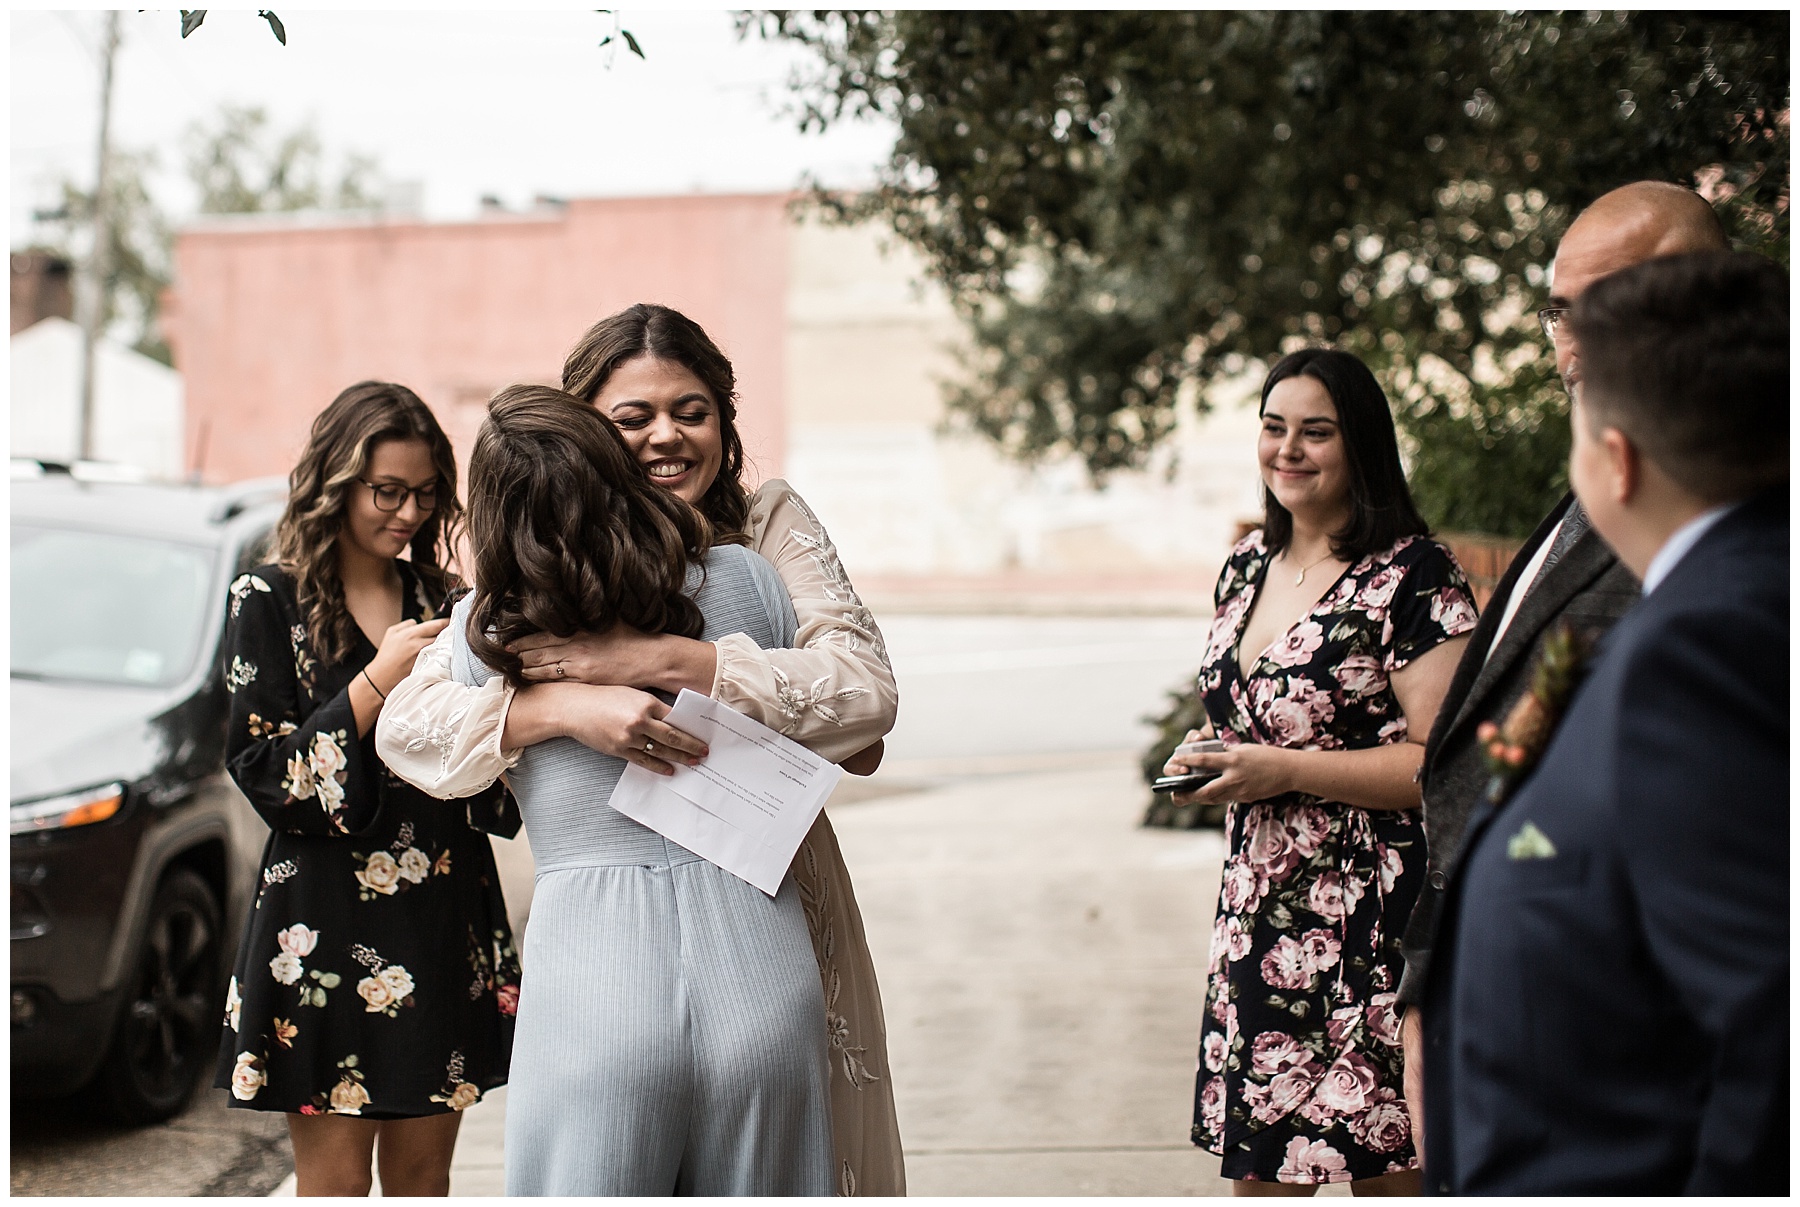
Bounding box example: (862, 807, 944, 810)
(12, 524, 217, 687)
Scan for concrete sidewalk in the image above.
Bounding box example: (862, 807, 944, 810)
(277, 755, 1349, 1196)
(839, 755, 1247, 1196)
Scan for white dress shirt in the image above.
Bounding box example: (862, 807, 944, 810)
(1483, 515, 1564, 663)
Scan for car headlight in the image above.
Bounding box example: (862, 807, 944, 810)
(10, 783, 126, 836)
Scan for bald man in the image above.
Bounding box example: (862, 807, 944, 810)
(1417, 245, 1787, 1194)
(1395, 181, 1730, 1159)
(1543, 181, 1734, 389)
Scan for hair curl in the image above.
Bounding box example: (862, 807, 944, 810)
(465, 384, 712, 688)
(561, 302, 752, 543)
(274, 381, 461, 665)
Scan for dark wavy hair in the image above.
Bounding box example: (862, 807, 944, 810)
(274, 381, 460, 665)
(561, 303, 752, 543)
(1258, 348, 1429, 561)
(464, 384, 711, 688)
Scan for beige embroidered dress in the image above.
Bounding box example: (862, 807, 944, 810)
(375, 480, 903, 1196)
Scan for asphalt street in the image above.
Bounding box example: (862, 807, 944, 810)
(9, 1079, 293, 1196)
(879, 613, 1212, 764)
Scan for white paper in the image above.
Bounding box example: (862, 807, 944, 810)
(608, 689, 844, 895)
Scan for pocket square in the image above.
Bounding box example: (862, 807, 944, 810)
(1506, 821, 1558, 860)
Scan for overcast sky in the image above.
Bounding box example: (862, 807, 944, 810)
(10, 8, 899, 246)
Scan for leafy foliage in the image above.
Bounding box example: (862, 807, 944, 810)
(596, 11, 647, 61)
(748, 11, 1788, 536)
(36, 151, 174, 364)
(1391, 353, 1573, 537)
(31, 107, 383, 366)
(186, 106, 383, 215)
(177, 10, 286, 45)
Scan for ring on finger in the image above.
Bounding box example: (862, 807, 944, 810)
(644, 739, 655, 754)
(555, 661, 566, 678)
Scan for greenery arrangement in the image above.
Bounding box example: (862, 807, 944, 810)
(748, 10, 1788, 537)
(748, 13, 1786, 825)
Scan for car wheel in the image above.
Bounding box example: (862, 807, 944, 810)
(95, 868, 222, 1125)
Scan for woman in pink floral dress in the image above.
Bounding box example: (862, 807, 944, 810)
(1166, 349, 1476, 1192)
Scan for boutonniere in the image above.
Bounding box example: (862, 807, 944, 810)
(1478, 621, 1593, 805)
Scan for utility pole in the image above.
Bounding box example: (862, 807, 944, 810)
(76, 10, 121, 463)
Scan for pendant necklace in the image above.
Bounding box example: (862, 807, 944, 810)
(1291, 550, 1336, 586)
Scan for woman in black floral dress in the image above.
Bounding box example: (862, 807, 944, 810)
(1167, 350, 1477, 1191)
(212, 382, 519, 1196)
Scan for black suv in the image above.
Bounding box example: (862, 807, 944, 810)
(11, 464, 285, 1123)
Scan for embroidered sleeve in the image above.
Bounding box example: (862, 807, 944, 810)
(223, 570, 381, 836)
(712, 481, 900, 764)
(374, 625, 520, 799)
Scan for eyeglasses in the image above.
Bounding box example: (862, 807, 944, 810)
(358, 479, 439, 513)
(1536, 305, 1571, 344)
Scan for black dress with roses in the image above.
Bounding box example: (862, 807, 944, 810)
(1190, 531, 1477, 1183)
(211, 563, 520, 1119)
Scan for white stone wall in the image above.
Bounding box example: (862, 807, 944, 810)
(11, 317, 186, 478)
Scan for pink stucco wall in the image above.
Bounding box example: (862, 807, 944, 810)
(165, 193, 792, 486)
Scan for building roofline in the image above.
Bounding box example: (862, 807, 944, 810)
(175, 190, 802, 238)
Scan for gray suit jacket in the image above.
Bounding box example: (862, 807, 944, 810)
(1396, 494, 1640, 1003)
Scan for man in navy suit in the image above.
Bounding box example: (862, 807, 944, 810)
(1397, 182, 1726, 1148)
(1421, 251, 1788, 1194)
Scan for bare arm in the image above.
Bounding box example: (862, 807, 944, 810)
(1167, 637, 1468, 811)
(513, 625, 718, 697)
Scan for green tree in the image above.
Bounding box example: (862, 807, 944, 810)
(31, 108, 386, 364)
(38, 149, 174, 363)
(748, 11, 1788, 536)
(186, 105, 382, 214)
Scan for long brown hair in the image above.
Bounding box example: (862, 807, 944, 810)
(274, 381, 461, 665)
(562, 302, 752, 543)
(465, 384, 711, 688)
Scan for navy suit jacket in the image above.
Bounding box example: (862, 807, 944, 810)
(1422, 493, 1788, 1195)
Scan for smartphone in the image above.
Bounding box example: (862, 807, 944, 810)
(1152, 770, 1223, 794)
(1155, 737, 1226, 793)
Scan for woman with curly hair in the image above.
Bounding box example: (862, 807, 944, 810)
(443, 384, 832, 1194)
(378, 304, 902, 1194)
(213, 381, 519, 1196)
